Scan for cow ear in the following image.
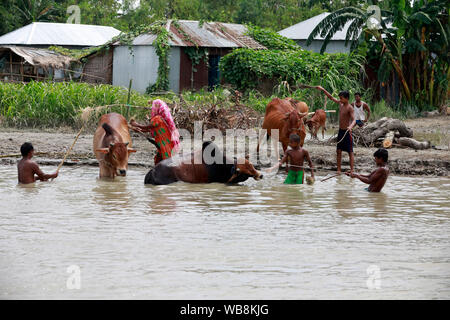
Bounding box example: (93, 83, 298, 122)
(96, 148, 109, 154)
(127, 148, 137, 153)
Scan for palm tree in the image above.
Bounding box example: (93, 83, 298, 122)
(306, 0, 449, 107)
(13, 0, 57, 24)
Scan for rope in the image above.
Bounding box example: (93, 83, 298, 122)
(336, 129, 349, 145)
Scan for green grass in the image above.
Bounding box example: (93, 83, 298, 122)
(0, 81, 436, 129)
(0, 81, 152, 128)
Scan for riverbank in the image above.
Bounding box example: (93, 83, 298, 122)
(1, 115, 449, 176)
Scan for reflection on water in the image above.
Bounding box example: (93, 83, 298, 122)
(0, 165, 449, 299)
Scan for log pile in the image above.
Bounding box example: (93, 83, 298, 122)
(352, 117, 431, 150)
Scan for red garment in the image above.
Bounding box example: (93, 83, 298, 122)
(149, 115, 175, 165)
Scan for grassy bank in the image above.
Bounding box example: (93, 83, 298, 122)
(0, 81, 433, 129)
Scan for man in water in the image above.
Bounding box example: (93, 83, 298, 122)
(267, 134, 314, 184)
(17, 142, 58, 184)
(345, 148, 389, 192)
(351, 92, 371, 127)
(315, 86, 356, 173)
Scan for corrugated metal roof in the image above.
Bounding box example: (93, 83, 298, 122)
(132, 20, 266, 49)
(0, 45, 73, 68)
(278, 12, 352, 41)
(0, 22, 121, 47)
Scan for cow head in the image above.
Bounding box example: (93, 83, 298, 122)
(305, 118, 316, 132)
(96, 142, 137, 176)
(228, 157, 263, 183)
(283, 110, 307, 144)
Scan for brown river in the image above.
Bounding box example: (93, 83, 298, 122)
(0, 165, 449, 299)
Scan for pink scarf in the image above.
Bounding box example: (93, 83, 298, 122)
(151, 99, 180, 152)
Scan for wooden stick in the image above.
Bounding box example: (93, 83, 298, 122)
(0, 152, 48, 158)
(56, 124, 85, 172)
(320, 173, 341, 182)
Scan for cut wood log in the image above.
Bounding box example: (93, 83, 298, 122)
(353, 117, 413, 147)
(398, 137, 431, 150)
(383, 131, 395, 148)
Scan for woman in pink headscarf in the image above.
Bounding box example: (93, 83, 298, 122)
(129, 99, 180, 165)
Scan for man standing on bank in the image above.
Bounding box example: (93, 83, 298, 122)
(315, 86, 356, 174)
(351, 92, 371, 127)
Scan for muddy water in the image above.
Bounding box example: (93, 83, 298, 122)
(0, 165, 449, 299)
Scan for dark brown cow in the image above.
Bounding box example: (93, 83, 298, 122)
(258, 98, 308, 154)
(306, 109, 327, 140)
(145, 141, 262, 185)
(93, 113, 136, 178)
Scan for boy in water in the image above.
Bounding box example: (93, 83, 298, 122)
(17, 142, 58, 184)
(315, 87, 356, 173)
(351, 92, 371, 127)
(345, 148, 389, 192)
(268, 134, 314, 184)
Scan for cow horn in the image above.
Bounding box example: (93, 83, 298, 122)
(284, 112, 290, 118)
(124, 142, 129, 146)
(109, 143, 115, 148)
(297, 111, 307, 117)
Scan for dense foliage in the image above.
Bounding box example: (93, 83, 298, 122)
(245, 25, 299, 50)
(1, 0, 359, 35)
(307, 0, 449, 109)
(220, 48, 365, 94)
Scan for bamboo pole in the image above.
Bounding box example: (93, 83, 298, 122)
(55, 125, 85, 172)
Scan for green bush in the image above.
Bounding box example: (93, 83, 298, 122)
(246, 25, 299, 50)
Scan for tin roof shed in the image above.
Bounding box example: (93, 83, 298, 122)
(0, 22, 121, 47)
(131, 20, 266, 49)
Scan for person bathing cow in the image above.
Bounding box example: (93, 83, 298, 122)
(17, 142, 58, 184)
(129, 99, 180, 165)
(315, 87, 356, 174)
(266, 134, 314, 184)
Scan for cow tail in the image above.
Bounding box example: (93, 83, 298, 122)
(102, 123, 114, 136)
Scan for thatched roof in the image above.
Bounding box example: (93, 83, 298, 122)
(0, 46, 74, 69)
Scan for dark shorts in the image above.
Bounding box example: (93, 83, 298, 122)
(337, 129, 353, 153)
(356, 120, 364, 127)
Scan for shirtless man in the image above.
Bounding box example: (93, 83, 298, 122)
(316, 86, 356, 173)
(267, 134, 314, 184)
(17, 142, 58, 184)
(346, 148, 389, 192)
(351, 92, 371, 127)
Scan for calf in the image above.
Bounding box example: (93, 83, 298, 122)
(306, 109, 327, 140)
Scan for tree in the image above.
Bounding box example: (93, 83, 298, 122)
(306, 0, 449, 108)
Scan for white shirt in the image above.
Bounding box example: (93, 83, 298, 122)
(353, 101, 366, 121)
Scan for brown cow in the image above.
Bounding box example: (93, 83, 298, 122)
(286, 97, 309, 114)
(93, 113, 136, 178)
(258, 98, 308, 154)
(306, 109, 327, 140)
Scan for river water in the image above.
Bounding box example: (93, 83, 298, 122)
(0, 165, 449, 299)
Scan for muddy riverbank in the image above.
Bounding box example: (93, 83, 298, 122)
(1, 115, 449, 176)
